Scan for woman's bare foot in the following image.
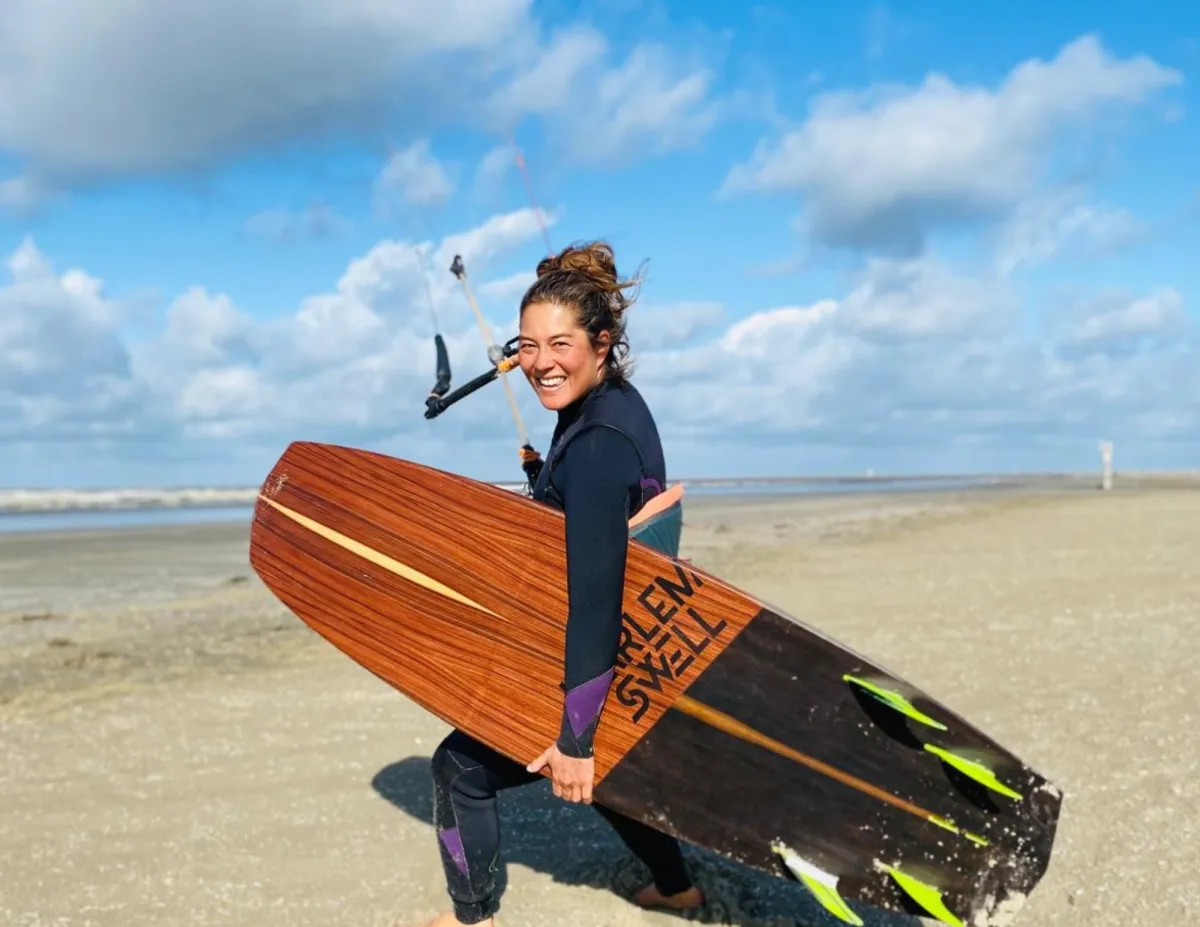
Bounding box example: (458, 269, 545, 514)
(633, 883, 705, 910)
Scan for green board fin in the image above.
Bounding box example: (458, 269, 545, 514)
(924, 744, 1024, 801)
(842, 674, 948, 731)
(771, 842, 864, 926)
(879, 864, 964, 927)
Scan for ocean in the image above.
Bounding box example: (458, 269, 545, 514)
(0, 476, 1001, 535)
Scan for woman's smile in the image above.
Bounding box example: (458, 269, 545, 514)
(535, 373, 567, 394)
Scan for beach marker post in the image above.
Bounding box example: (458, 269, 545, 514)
(1099, 441, 1113, 491)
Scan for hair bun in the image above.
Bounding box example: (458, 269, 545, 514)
(535, 242, 619, 289)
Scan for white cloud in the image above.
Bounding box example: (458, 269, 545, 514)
(483, 30, 717, 165)
(0, 240, 161, 443)
(993, 189, 1147, 274)
(373, 139, 456, 216)
(564, 44, 718, 165)
(0, 0, 530, 184)
(837, 257, 1012, 340)
(489, 27, 608, 119)
(626, 255, 1195, 453)
(0, 208, 550, 459)
(720, 35, 1182, 253)
(1057, 288, 1189, 353)
(3, 216, 1195, 484)
(0, 0, 723, 207)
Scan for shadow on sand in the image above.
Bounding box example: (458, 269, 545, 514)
(371, 756, 922, 927)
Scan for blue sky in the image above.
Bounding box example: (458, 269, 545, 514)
(1, 0, 1196, 487)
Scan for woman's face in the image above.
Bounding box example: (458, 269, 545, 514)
(517, 301, 609, 411)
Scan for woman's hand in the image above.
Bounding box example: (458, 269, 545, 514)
(526, 743, 596, 804)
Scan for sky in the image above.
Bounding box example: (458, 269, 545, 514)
(1, 0, 1197, 488)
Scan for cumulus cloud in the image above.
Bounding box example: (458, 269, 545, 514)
(836, 257, 1013, 340)
(0, 0, 722, 206)
(484, 30, 718, 166)
(625, 254, 1196, 452)
(0, 240, 165, 443)
(0, 0, 527, 183)
(559, 44, 718, 166)
(3, 211, 1194, 483)
(0, 208, 550, 459)
(720, 35, 1182, 254)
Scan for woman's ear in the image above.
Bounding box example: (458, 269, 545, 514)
(593, 330, 612, 365)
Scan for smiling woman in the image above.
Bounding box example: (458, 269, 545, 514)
(515, 242, 640, 406)
(416, 241, 703, 927)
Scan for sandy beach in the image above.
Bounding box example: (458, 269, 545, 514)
(3, 479, 1198, 927)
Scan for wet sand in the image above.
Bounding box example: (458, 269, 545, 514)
(2, 480, 1198, 927)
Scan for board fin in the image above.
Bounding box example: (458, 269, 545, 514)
(771, 841, 864, 926)
(877, 864, 964, 927)
(843, 674, 948, 730)
(924, 744, 1024, 801)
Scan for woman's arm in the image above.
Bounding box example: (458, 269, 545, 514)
(552, 424, 641, 759)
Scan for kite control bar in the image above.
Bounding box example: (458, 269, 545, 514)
(423, 333, 543, 486)
(424, 336, 521, 420)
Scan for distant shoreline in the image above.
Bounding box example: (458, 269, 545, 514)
(2, 471, 1196, 531)
(2, 473, 1007, 517)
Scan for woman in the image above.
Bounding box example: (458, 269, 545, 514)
(416, 242, 704, 926)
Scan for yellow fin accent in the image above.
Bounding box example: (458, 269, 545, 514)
(771, 842, 864, 926)
(843, 674, 948, 730)
(880, 864, 964, 927)
(924, 744, 1023, 801)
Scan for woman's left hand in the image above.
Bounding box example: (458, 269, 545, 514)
(527, 743, 595, 803)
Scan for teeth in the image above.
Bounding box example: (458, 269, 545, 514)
(538, 376, 565, 388)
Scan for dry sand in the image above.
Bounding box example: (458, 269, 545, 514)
(2, 480, 1198, 927)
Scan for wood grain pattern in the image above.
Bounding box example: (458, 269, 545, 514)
(249, 440, 1061, 926)
(249, 441, 760, 781)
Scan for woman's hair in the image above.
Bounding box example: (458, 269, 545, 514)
(519, 240, 644, 384)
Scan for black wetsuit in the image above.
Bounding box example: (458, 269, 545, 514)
(429, 378, 694, 924)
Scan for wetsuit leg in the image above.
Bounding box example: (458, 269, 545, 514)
(592, 804, 695, 896)
(430, 729, 540, 924)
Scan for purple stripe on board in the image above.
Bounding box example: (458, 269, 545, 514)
(565, 668, 615, 737)
(439, 826, 469, 876)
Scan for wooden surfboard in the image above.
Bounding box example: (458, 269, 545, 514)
(248, 441, 1061, 927)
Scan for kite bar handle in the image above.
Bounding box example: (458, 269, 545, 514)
(424, 353, 521, 420)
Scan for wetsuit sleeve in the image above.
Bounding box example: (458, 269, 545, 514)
(552, 425, 640, 759)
